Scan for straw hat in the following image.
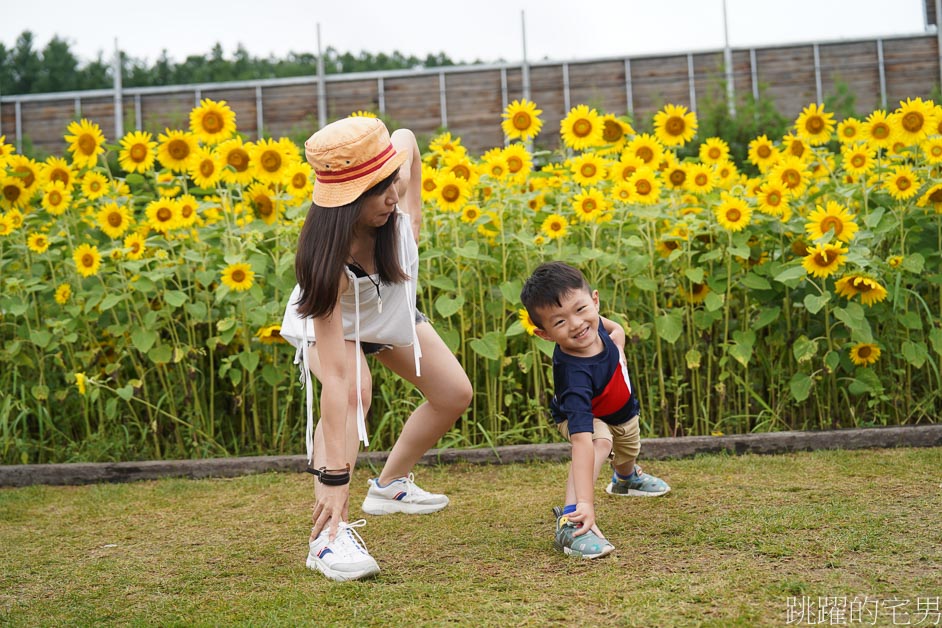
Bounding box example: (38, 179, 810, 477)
(304, 117, 408, 207)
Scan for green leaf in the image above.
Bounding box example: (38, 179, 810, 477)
(228, 367, 243, 385)
(774, 266, 807, 285)
(499, 280, 522, 304)
(930, 328, 942, 356)
(469, 332, 502, 360)
(164, 290, 188, 308)
(863, 206, 884, 228)
(7, 301, 29, 316)
(438, 327, 460, 353)
(261, 364, 283, 387)
(727, 244, 751, 258)
(31, 385, 49, 401)
(132, 329, 158, 353)
(434, 294, 465, 318)
(534, 336, 555, 358)
(897, 311, 923, 331)
(29, 330, 52, 349)
(789, 372, 813, 402)
(848, 368, 884, 395)
(238, 351, 260, 372)
(728, 342, 753, 366)
(505, 321, 525, 337)
(633, 277, 658, 292)
(901, 340, 928, 368)
(99, 293, 124, 311)
(655, 312, 683, 344)
(792, 335, 817, 363)
(740, 273, 772, 291)
(148, 344, 173, 364)
(824, 350, 840, 372)
(804, 293, 830, 314)
(901, 252, 925, 274)
(754, 307, 781, 330)
(684, 268, 704, 284)
(185, 301, 208, 319)
(685, 348, 702, 369)
(427, 277, 456, 291)
(116, 385, 134, 401)
(704, 292, 724, 312)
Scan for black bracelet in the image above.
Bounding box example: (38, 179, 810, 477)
(306, 464, 351, 486)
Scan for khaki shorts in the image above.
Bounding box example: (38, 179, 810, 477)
(557, 415, 640, 468)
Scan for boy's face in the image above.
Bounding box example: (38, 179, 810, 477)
(532, 287, 603, 357)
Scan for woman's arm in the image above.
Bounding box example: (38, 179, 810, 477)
(600, 316, 626, 352)
(390, 128, 422, 243)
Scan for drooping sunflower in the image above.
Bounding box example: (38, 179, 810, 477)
(501, 144, 532, 182)
(283, 161, 313, 199)
(97, 202, 133, 239)
(572, 188, 608, 222)
(246, 183, 280, 225)
(560, 105, 604, 151)
(221, 262, 255, 292)
(769, 156, 810, 198)
(600, 114, 633, 151)
(123, 232, 147, 260)
(54, 283, 72, 304)
(653, 103, 697, 147)
(41, 180, 72, 215)
(541, 213, 568, 240)
(916, 182, 942, 212)
(518, 308, 538, 336)
(501, 99, 543, 141)
(81, 171, 109, 200)
(861, 110, 896, 150)
(684, 163, 715, 195)
(252, 138, 291, 183)
(893, 97, 936, 145)
(849, 342, 881, 366)
(255, 325, 285, 344)
(920, 137, 942, 165)
(118, 131, 157, 174)
(747, 135, 780, 173)
(802, 242, 848, 278)
(217, 137, 255, 185)
(714, 194, 752, 232)
(73, 243, 102, 277)
(145, 198, 181, 233)
(882, 165, 920, 200)
(157, 129, 199, 172)
(841, 143, 876, 177)
(805, 201, 858, 243)
(794, 103, 835, 145)
(628, 167, 662, 205)
(569, 153, 608, 186)
(834, 274, 888, 306)
(27, 232, 50, 254)
(756, 181, 790, 218)
(64, 119, 106, 169)
(699, 137, 730, 165)
(680, 281, 711, 304)
(189, 98, 236, 144)
(435, 171, 472, 213)
(624, 133, 663, 166)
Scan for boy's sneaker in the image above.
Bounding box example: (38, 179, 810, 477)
(361, 473, 449, 515)
(606, 464, 671, 497)
(306, 519, 380, 582)
(552, 506, 615, 559)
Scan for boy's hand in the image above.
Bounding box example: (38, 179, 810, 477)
(567, 500, 596, 537)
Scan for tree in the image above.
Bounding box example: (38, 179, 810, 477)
(10, 31, 42, 94)
(36, 36, 80, 93)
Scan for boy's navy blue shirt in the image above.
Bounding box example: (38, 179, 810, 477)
(549, 322, 640, 435)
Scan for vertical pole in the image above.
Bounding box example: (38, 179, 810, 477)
(501, 67, 509, 146)
(624, 58, 634, 118)
(722, 0, 735, 116)
(687, 53, 697, 113)
(813, 43, 823, 104)
(113, 39, 124, 138)
(317, 23, 327, 128)
(135, 94, 142, 131)
(562, 63, 571, 113)
(937, 0, 942, 90)
(15, 100, 22, 153)
(750, 48, 759, 103)
(521, 10, 530, 101)
(877, 39, 888, 110)
(439, 71, 448, 129)
(255, 85, 264, 138)
(377, 77, 386, 116)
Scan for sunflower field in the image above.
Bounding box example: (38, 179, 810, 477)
(1, 95, 941, 464)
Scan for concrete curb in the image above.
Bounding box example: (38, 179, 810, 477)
(2, 424, 940, 488)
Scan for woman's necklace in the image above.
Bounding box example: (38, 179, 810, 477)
(350, 254, 382, 313)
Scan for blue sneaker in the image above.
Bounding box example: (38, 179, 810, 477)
(605, 464, 671, 497)
(552, 506, 615, 559)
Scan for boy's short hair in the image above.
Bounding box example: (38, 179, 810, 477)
(520, 261, 591, 329)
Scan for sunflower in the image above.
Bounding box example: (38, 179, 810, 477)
(712, 160, 739, 189)
(460, 204, 482, 224)
(572, 188, 608, 222)
(684, 163, 715, 195)
(920, 137, 942, 165)
(541, 213, 568, 240)
(747, 135, 781, 172)
(442, 152, 480, 188)
(756, 181, 790, 217)
(600, 114, 633, 150)
(41, 156, 76, 189)
(81, 171, 109, 200)
(97, 202, 133, 239)
(625, 133, 663, 166)
(118, 131, 157, 174)
(217, 137, 255, 185)
(428, 132, 466, 158)
(560, 105, 604, 151)
(41, 180, 71, 215)
(628, 167, 662, 205)
(221, 262, 255, 292)
(569, 153, 608, 186)
(887, 255, 904, 269)
(611, 181, 633, 204)
(176, 194, 200, 228)
(893, 97, 935, 144)
(252, 138, 291, 183)
(882, 165, 920, 200)
(145, 198, 181, 233)
(73, 243, 102, 277)
(802, 242, 848, 278)
(189, 98, 236, 144)
(698, 137, 730, 165)
(501, 144, 532, 182)
(664, 163, 688, 190)
(680, 281, 711, 304)
(185, 147, 221, 189)
(0, 214, 14, 237)
(501, 99, 543, 141)
(835, 117, 862, 144)
(0, 134, 13, 166)
(348, 110, 378, 118)
(794, 103, 835, 145)
(849, 342, 881, 366)
(841, 143, 876, 177)
(435, 171, 472, 212)
(1, 176, 28, 211)
(54, 283, 72, 304)
(123, 233, 147, 260)
(255, 324, 285, 344)
(482, 153, 509, 180)
(780, 133, 812, 162)
(805, 201, 858, 243)
(916, 182, 942, 212)
(609, 154, 645, 184)
(283, 161, 313, 199)
(527, 192, 547, 212)
(7, 155, 41, 195)
(27, 232, 50, 253)
(714, 194, 751, 232)
(861, 110, 896, 150)
(769, 156, 810, 198)
(157, 129, 198, 172)
(518, 308, 538, 335)
(420, 164, 440, 201)
(246, 183, 280, 225)
(653, 103, 697, 147)
(64, 119, 106, 169)
(834, 274, 888, 306)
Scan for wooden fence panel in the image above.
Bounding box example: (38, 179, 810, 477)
(569, 60, 629, 117)
(325, 78, 378, 122)
(199, 88, 260, 138)
(819, 40, 882, 114)
(383, 74, 443, 140)
(755, 45, 818, 117)
(630, 55, 692, 123)
(442, 70, 505, 152)
(259, 83, 319, 142)
(883, 36, 938, 107)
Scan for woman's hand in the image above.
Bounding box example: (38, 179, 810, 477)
(312, 483, 350, 541)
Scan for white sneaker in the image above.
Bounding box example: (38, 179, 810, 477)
(361, 473, 449, 515)
(306, 519, 380, 582)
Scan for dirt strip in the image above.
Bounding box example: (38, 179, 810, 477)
(2, 424, 940, 488)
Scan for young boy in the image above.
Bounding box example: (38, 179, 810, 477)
(520, 261, 670, 559)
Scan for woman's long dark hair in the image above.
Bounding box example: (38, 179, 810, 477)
(294, 169, 408, 319)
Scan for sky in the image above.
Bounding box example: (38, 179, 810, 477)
(2, 0, 931, 67)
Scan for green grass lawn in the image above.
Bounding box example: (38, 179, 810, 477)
(1, 447, 940, 627)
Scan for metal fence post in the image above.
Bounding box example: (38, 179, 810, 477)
(624, 58, 634, 118)
(877, 39, 888, 110)
(439, 71, 448, 129)
(687, 53, 697, 112)
(113, 40, 124, 138)
(255, 85, 264, 138)
(813, 43, 823, 103)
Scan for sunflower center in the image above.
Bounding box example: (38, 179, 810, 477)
(726, 208, 742, 222)
(580, 164, 597, 178)
(858, 346, 872, 359)
(422, 178, 437, 192)
(582, 199, 597, 212)
(491, 165, 505, 176)
(851, 154, 866, 168)
(81, 253, 95, 267)
(292, 172, 307, 188)
(897, 177, 911, 191)
(157, 207, 173, 222)
(695, 173, 708, 186)
(181, 204, 194, 219)
(820, 216, 843, 236)
(200, 160, 216, 177)
(782, 169, 801, 188)
(636, 180, 652, 195)
(872, 124, 890, 139)
(256, 197, 273, 216)
(228, 149, 249, 172)
(669, 169, 686, 185)
(665, 117, 685, 136)
(757, 145, 772, 159)
(572, 119, 593, 138)
(202, 112, 223, 133)
(805, 116, 824, 133)
(168, 139, 190, 160)
(107, 212, 123, 227)
(550, 221, 563, 232)
(932, 145, 942, 158)
(636, 147, 654, 163)
(130, 242, 141, 254)
(512, 112, 532, 131)
(930, 188, 942, 203)
(902, 111, 924, 133)
(49, 191, 62, 204)
(89, 181, 102, 192)
(78, 134, 97, 156)
(708, 147, 722, 160)
(841, 127, 856, 138)
(789, 142, 805, 158)
(231, 269, 246, 283)
(768, 191, 781, 205)
(442, 185, 460, 203)
(130, 144, 148, 162)
(664, 240, 679, 251)
(50, 168, 69, 184)
(261, 150, 282, 173)
(602, 120, 624, 143)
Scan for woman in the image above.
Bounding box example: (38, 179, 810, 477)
(282, 117, 472, 581)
